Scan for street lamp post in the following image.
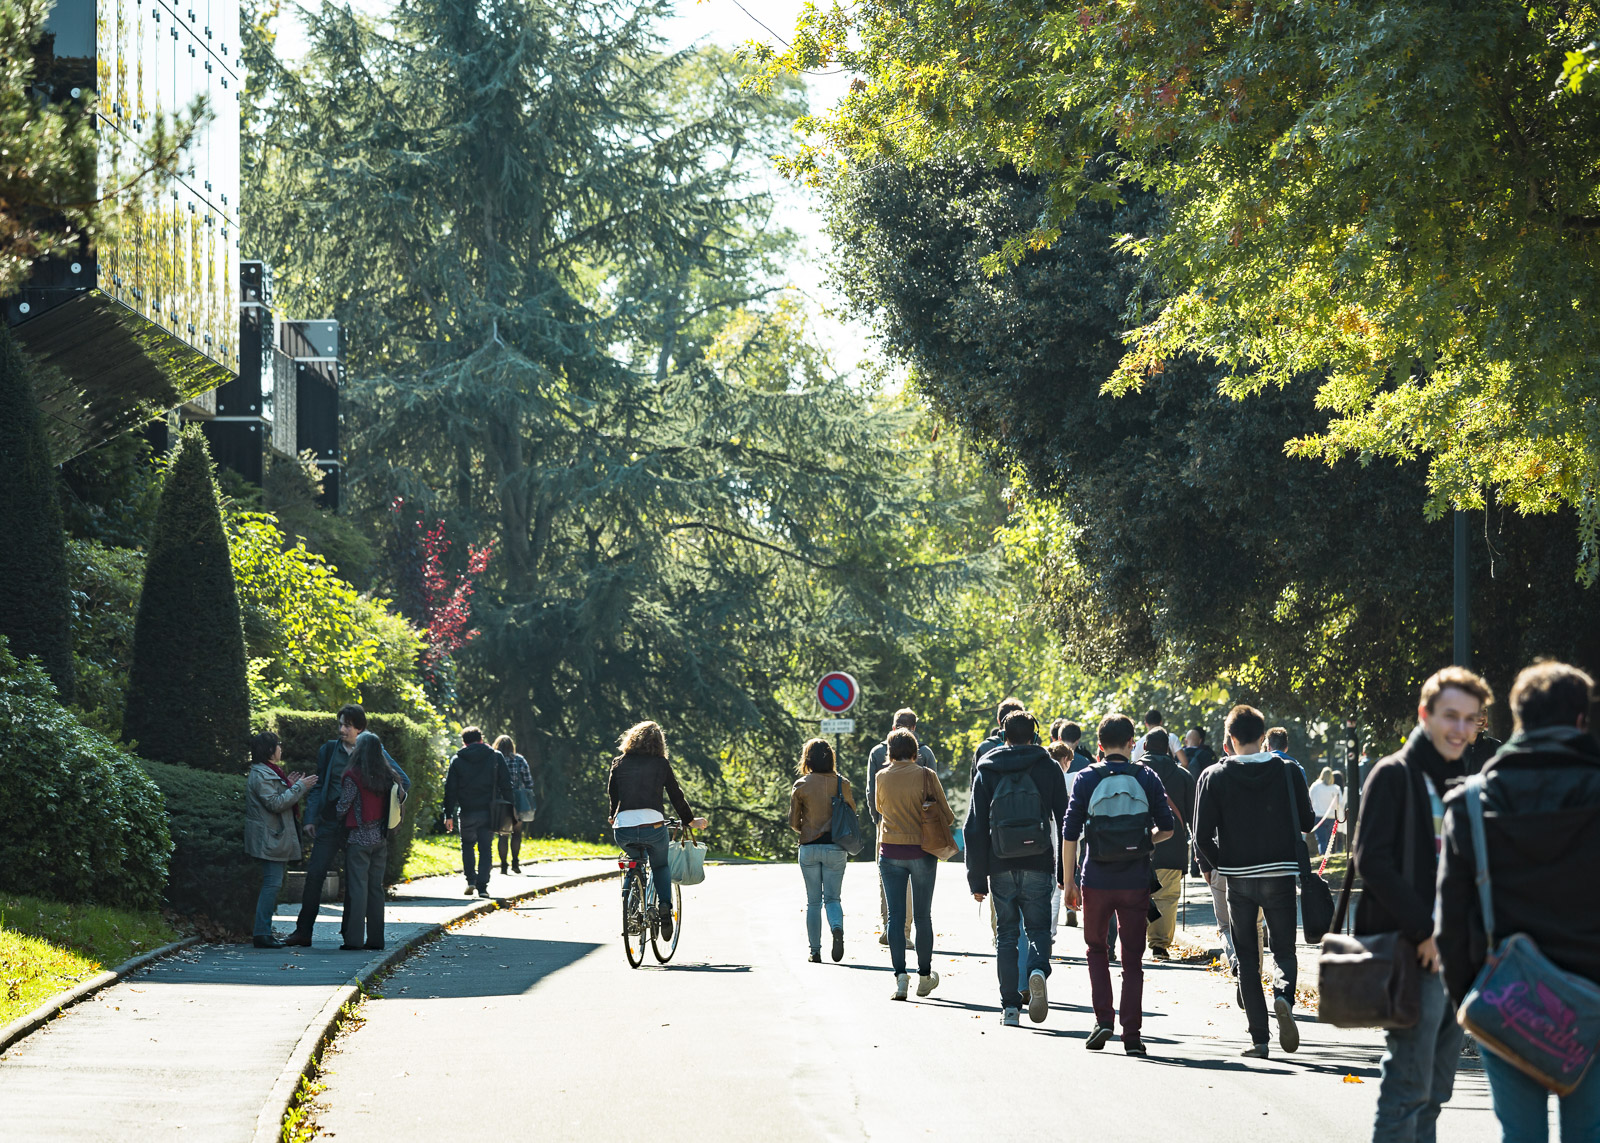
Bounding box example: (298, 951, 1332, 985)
(1454, 510, 1470, 667)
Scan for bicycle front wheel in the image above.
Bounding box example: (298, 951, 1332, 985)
(651, 880, 682, 963)
(622, 874, 646, 968)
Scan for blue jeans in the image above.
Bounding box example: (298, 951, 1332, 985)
(1483, 1039, 1600, 1142)
(1373, 970, 1464, 1143)
(255, 859, 286, 937)
(615, 824, 672, 910)
(880, 853, 936, 976)
(991, 867, 1053, 1006)
(798, 843, 847, 952)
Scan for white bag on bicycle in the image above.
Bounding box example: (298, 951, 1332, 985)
(668, 836, 706, 885)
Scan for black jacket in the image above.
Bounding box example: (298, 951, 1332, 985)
(963, 743, 1069, 892)
(1437, 725, 1600, 1006)
(1352, 726, 1461, 942)
(607, 752, 694, 822)
(1193, 753, 1315, 877)
(1144, 753, 1195, 871)
(443, 741, 512, 817)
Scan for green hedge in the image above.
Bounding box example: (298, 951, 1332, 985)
(124, 429, 250, 772)
(136, 758, 254, 933)
(261, 708, 443, 883)
(0, 326, 75, 702)
(0, 641, 169, 910)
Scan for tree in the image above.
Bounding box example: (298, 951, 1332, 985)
(124, 429, 249, 770)
(757, 0, 1600, 578)
(247, 3, 992, 840)
(826, 157, 1600, 736)
(0, 324, 73, 698)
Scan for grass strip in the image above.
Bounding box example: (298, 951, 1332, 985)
(0, 894, 178, 1025)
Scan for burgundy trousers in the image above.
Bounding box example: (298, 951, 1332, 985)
(1083, 886, 1150, 1041)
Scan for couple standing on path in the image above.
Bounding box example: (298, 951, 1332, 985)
(245, 704, 412, 951)
(440, 727, 537, 898)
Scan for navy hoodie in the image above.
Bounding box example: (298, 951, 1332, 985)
(964, 742, 1069, 893)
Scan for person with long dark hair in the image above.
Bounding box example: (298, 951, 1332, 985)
(495, 734, 534, 874)
(244, 731, 317, 949)
(335, 731, 397, 951)
(790, 738, 856, 963)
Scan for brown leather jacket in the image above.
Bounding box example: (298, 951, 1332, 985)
(790, 771, 856, 845)
(875, 758, 953, 846)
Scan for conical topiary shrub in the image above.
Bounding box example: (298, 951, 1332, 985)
(124, 427, 249, 770)
(0, 324, 74, 701)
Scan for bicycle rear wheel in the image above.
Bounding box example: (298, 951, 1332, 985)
(622, 873, 646, 968)
(651, 881, 682, 963)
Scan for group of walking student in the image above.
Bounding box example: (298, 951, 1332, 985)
(789, 662, 1600, 1141)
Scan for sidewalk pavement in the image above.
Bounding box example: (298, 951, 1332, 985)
(0, 858, 615, 1141)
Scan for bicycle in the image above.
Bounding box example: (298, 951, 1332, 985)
(618, 817, 683, 967)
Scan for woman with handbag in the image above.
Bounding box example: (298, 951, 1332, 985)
(494, 735, 535, 874)
(607, 721, 708, 943)
(874, 727, 954, 1001)
(1437, 662, 1600, 1142)
(244, 731, 318, 949)
(789, 738, 858, 964)
(335, 731, 396, 951)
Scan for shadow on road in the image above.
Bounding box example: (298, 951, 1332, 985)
(657, 963, 753, 973)
(381, 935, 602, 999)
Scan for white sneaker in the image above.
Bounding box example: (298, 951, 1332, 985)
(917, 970, 940, 997)
(891, 973, 909, 1001)
(1027, 969, 1048, 1023)
(1002, 1007, 1021, 1026)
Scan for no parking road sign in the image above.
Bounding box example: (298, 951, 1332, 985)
(816, 671, 859, 715)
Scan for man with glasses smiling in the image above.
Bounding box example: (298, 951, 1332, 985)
(285, 704, 411, 947)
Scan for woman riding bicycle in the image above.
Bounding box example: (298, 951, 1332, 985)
(607, 721, 707, 941)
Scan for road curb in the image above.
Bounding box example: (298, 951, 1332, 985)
(0, 934, 203, 1057)
(391, 853, 612, 886)
(253, 867, 621, 1143)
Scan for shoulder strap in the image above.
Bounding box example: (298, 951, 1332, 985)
(1464, 774, 1497, 945)
(836, 775, 843, 799)
(1283, 762, 1311, 875)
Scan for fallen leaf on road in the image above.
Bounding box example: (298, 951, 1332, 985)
(1343, 1075, 1364, 1084)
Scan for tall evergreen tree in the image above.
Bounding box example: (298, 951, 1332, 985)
(124, 429, 249, 770)
(0, 325, 74, 699)
(248, 5, 990, 835)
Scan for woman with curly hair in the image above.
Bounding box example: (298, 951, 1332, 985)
(607, 721, 707, 941)
(790, 738, 856, 962)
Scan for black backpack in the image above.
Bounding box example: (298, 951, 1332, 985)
(989, 766, 1052, 860)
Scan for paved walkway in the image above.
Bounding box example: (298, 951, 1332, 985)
(0, 858, 614, 1141)
(306, 864, 1496, 1143)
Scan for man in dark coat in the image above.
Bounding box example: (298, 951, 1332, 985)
(965, 710, 1069, 1026)
(1437, 662, 1600, 1138)
(444, 726, 513, 898)
(1355, 666, 1492, 1143)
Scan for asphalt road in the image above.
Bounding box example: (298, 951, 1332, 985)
(310, 863, 1500, 1143)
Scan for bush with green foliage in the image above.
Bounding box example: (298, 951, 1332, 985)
(261, 707, 444, 882)
(124, 429, 250, 770)
(136, 757, 253, 931)
(0, 326, 74, 701)
(65, 538, 144, 738)
(0, 640, 170, 910)
(231, 511, 430, 720)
